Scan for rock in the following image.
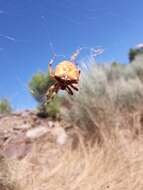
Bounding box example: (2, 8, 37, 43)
(0, 132, 31, 159)
(48, 121, 55, 128)
(51, 126, 68, 145)
(26, 126, 49, 140)
(12, 112, 22, 117)
(1, 142, 31, 159)
(14, 123, 32, 130)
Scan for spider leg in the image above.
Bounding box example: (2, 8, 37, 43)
(48, 62, 55, 79)
(48, 54, 56, 78)
(66, 86, 74, 95)
(70, 84, 79, 91)
(45, 83, 60, 103)
(70, 48, 82, 63)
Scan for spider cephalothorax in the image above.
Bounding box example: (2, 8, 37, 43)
(46, 49, 81, 102)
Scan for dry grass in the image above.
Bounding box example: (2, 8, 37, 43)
(1, 56, 143, 189)
(0, 109, 143, 190)
(61, 56, 143, 132)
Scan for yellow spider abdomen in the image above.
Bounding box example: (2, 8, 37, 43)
(55, 60, 80, 81)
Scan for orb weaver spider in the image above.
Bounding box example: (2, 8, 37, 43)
(46, 49, 81, 102)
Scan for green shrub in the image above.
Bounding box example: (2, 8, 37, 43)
(37, 95, 61, 119)
(29, 72, 55, 102)
(0, 99, 12, 114)
(29, 71, 61, 119)
(129, 48, 138, 62)
(129, 48, 143, 62)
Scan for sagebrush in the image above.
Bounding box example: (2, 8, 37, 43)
(62, 55, 143, 133)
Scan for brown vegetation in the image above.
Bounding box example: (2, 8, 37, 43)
(1, 109, 143, 190)
(1, 56, 143, 189)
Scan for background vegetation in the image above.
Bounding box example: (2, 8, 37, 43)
(29, 71, 61, 119)
(0, 98, 12, 114)
(61, 53, 143, 140)
(1, 48, 143, 190)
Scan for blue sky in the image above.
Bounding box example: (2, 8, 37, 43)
(0, 0, 143, 110)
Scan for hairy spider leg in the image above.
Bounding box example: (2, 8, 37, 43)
(48, 62, 55, 79)
(46, 82, 61, 103)
(48, 54, 56, 78)
(70, 84, 79, 91)
(70, 48, 82, 63)
(66, 85, 74, 95)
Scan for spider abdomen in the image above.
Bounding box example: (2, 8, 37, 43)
(54, 60, 80, 81)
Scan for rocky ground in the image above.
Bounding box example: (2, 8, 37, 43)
(0, 110, 69, 160)
(1, 110, 143, 190)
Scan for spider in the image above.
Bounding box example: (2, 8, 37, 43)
(46, 49, 81, 102)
